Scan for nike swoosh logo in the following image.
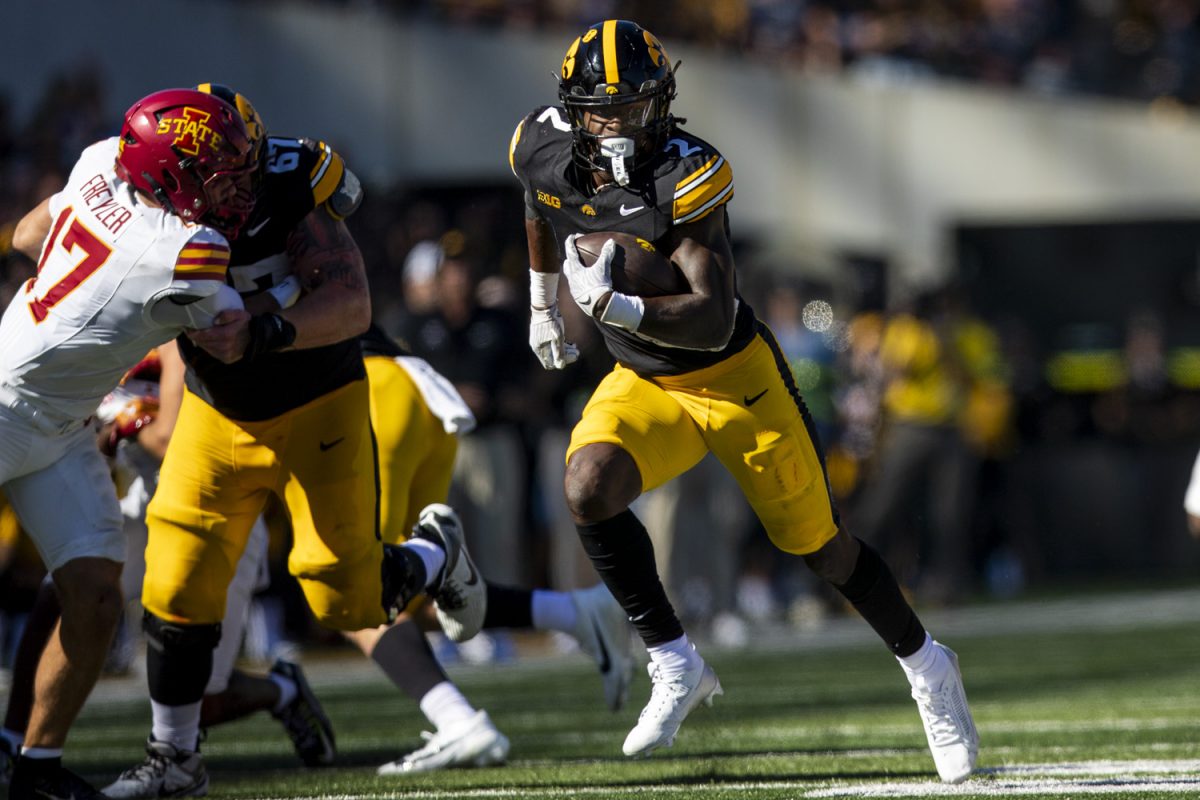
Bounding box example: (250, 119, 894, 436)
(590, 619, 611, 673)
(619, 204, 644, 216)
(246, 216, 271, 236)
(461, 552, 480, 587)
(744, 389, 769, 406)
(319, 437, 345, 451)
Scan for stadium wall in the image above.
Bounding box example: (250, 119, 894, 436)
(7, 1, 1200, 285)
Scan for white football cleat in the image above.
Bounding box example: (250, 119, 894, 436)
(103, 738, 208, 798)
(907, 642, 979, 784)
(377, 711, 510, 774)
(571, 584, 636, 711)
(622, 657, 722, 757)
(416, 503, 487, 643)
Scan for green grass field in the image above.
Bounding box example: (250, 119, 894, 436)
(61, 589, 1200, 799)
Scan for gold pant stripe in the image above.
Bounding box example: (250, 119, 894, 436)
(365, 356, 457, 543)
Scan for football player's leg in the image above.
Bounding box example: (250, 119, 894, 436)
(283, 381, 393, 630)
(5, 431, 125, 752)
(566, 366, 720, 755)
(202, 515, 270, 722)
(363, 360, 488, 638)
(118, 392, 271, 799)
(365, 355, 458, 544)
(195, 515, 337, 767)
(358, 363, 506, 763)
(0, 577, 58, 765)
(714, 332, 978, 784)
(362, 618, 508, 774)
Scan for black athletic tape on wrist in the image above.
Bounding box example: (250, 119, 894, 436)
(244, 313, 297, 359)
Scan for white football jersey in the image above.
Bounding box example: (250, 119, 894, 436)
(0, 138, 233, 422)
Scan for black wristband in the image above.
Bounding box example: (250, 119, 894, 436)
(243, 313, 297, 359)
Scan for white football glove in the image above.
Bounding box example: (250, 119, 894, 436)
(529, 305, 579, 370)
(562, 233, 615, 319)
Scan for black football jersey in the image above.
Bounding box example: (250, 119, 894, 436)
(178, 135, 365, 421)
(509, 105, 756, 377)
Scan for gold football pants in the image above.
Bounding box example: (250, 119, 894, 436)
(143, 379, 386, 630)
(364, 355, 458, 543)
(567, 331, 839, 555)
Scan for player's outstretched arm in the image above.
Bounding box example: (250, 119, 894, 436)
(281, 208, 371, 349)
(12, 197, 53, 260)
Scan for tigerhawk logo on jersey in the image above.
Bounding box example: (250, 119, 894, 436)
(156, 107, 225, 157)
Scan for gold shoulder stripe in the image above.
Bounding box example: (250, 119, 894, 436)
(509, 119, 525, 176)
(673, 157, 734, 224)
(309, 144, 328, 182)
(309, 142, 331, 185)
(675, 155, 723, 198)
(311, 145, 345, 206)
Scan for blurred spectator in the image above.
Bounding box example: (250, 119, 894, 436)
(367, 0, 1200, 107)
(401, 249, 531, 588)
(849, 284, 1009, 604)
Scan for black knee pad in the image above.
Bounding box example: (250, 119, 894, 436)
(143, 611, 222, 705)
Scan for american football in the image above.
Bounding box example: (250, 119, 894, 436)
(573, 231, 687, 297)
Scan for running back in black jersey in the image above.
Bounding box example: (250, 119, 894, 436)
(178, 135, 365, 421)
(509, 106, 756, 377)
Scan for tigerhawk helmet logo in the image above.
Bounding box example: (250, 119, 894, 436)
(155, 107, 225, 157)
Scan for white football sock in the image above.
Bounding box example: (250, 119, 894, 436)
(647, 634, 700, 678)
(897, 633, 937, 676)
(151, 700, 203, 752)
(419, 681, 477, 731)
(19, 747, 62, 760)
(405, 538, 448, 591)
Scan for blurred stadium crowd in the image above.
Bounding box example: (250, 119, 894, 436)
(2, 2, 1200, 673)
(374, 0, 1200, 106)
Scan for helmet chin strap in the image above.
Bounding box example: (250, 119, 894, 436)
(599, 137, 635, 186)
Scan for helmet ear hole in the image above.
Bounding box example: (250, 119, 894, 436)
(160, 170, 179, 193)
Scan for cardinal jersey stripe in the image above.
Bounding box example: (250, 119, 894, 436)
(174, 246, 230, 279)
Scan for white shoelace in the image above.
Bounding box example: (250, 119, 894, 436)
(640, 667, 691, 721)
(914, 682, 966, 746)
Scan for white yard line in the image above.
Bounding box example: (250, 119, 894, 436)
(231, 759, 1200, 800)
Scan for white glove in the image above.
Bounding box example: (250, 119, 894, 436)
(562, 233, 615, 318)
(529, 305, 579, 370)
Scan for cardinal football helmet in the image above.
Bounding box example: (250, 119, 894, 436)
(115, 88, 256, 237)
(558, 20, 677, 185)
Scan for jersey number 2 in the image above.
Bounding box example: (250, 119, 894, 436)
(29, 207, 113, 323)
